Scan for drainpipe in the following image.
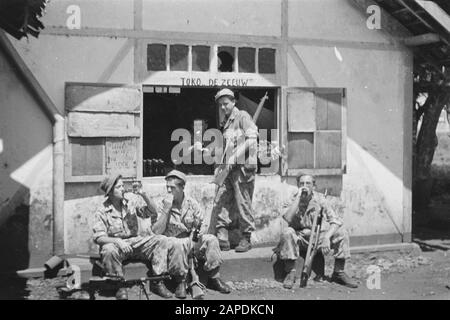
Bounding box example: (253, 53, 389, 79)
(0, 31, 65, 256)
(52, 115, 65, 255)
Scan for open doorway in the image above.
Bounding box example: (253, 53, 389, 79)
(142, 86, 278, 177)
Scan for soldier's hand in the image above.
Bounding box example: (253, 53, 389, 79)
(299, 229, 311, 237)
(162, 194, 174, 212)
(320, 237, 331, 255)
(132, 181, 143, 194)
(115, 239, 133, 254)
(193, 141, 203, 152)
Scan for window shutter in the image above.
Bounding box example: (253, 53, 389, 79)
(282, 88, 345, 176)
(65, 83, 142, 182)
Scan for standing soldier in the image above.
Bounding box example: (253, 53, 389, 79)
(204, 88, 259, 253)
(92, 174, 180, 300)
(275, 174, 358, 289)
(153, 170, 231, 299)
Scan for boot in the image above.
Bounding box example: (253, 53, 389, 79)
(331, 259, 358, 288)
(217, 228, 230, 251)
(150, 280, 173, 298)
(312, 251, 325, 281)
(115, 287, 128, 300)
(283, 270, 296, 289)
(219, 240, 231, 251)
(174, 276, 187, 299)
(283, 260, 296, 289)
(208, 278, 231, 294)
(331, 272, 358, 288)
(235, 233, 252, 252)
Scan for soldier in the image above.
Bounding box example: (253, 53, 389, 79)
(204, 88, 258, 253)
(153, 170, 231, 299)
(92, 174, 183, 300)
(276, 174, 358, 289)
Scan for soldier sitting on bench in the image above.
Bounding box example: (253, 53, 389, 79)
(92, 174, 184, 300)
(275, 174, 358, 289)
(152, 170, 231, 299)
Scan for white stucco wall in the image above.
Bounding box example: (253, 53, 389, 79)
(5, 0, 412, 254)
(0, 49, 54, 269)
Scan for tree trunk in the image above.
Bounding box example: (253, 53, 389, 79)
(414, 92, 450, 209)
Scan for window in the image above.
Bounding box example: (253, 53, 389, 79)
(238, 47, 256, 73)
(144, 42, 276, 75)
(142, 87, 278, 177)
(258, 48, 276, 74)
(283, 88, 345, 176)
(143, 87, 218, 177)
(147, 44, 167, 71)
(217, 46, 235, 72)
(192, 45, 210, 71)
(170, 44, 189, 71)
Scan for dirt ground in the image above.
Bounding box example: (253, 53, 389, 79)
(1, 246, 448, 300)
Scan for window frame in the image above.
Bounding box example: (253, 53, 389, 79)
(138, 40, 279, 81)
(64, 82, 142, 183)
(64, 136, 107, 183)
(281, 87, 347, 177)
(140, 85, 282, 180)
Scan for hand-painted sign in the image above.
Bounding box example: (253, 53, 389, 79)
(181, 77, 250, 87)
(106, 138, 137, 177)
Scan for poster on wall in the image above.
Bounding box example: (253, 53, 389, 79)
(105, 138, 137, 178)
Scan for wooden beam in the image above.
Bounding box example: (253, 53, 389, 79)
(66, 83, 141, 113)
(41, 26, 281, 45)
(0, 30, 60, 122)
(288, 37, 403, 51)
(67, 113, 140, 138)
(403, 33, 441, 46)
(287, 46, 317, 87)
(415, 0, 450, 33)
(395, 0, 436, 32)
(280, 0, 288, 86)
(392, 7, 410, 15)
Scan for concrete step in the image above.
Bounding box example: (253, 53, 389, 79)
(12, 242, 420, 283)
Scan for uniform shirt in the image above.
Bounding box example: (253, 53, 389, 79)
(158, 195, 203, 238)
(92, 193, 154, 243)
(221, 107, 259, 180)
(282, 190, 342, 231)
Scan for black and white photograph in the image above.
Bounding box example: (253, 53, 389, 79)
(0, 0, 449, 306)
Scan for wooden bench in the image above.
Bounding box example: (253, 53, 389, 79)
(59, 253, 170, 300)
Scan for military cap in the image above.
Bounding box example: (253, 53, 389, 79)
(100, 174, 122, 196)
(165, 170, 187, 184)
(214, 88, 235, 101)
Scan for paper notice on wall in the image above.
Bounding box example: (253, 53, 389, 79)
(105, 138, 137, 178)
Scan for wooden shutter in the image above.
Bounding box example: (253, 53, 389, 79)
(282, 87, 346, 176)
(65, 83, 142, 182)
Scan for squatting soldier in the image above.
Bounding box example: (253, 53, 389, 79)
(276, 174, 358, 289)
(92, 174, 184, 300)
(153, 170, 231, 299)
(205, 88, 259, 252)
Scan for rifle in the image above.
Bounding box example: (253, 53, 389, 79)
(299, 189, 327, 288)
(213, 92, 269, 186)
(188, 224, 206, 299)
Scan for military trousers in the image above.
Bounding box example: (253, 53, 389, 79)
(277, 226, 351, 261)
(167, 234, 223, 277)
(100, 234, 171, 277)
(211, 167, 256, 239)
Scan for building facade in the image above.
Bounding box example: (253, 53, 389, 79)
(0, 0, 413, 271)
